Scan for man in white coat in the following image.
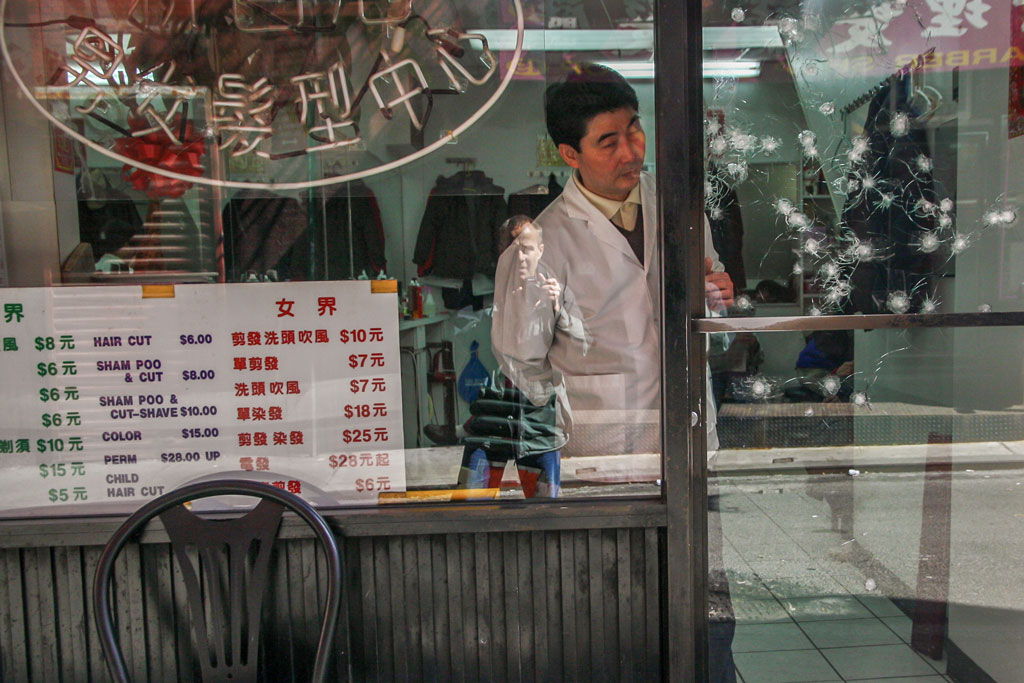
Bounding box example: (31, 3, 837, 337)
(492, 63, 733, 460)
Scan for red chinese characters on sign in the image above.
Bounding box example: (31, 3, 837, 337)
(232, 330, 330, 345)
(232, 356, 280, 370)
(267, 480, 303, 495)
(238, 456, 271, 471)
(236, 406, 283, 421)
(238, 431, 303, 446)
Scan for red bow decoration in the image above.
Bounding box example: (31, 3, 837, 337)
(113, 115, 206, 199)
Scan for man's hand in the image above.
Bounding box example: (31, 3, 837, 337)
(537, 277, 561, 314)
(705, 257, 735, 311)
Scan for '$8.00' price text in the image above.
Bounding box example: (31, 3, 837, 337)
(182, 369, 215, 381)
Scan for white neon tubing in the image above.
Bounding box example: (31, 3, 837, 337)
(0, 0, 524, 191)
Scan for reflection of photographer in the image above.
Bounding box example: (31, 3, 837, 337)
(455, 215, 569, 498)
(503, 215, 561, 310)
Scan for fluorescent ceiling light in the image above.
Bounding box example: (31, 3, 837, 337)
(703, 60, 760, 71)
(470, 26, 783, 52)
(595, 60, 761, 80)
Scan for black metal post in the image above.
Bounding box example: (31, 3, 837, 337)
(656, 0, 709, 680)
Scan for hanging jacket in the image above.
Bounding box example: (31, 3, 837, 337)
(222, 190, 311, 281)
(414, 170, 508, 279)
(77, 192, 143, 258)
(843, 74, 937, 313)
(319, 181, 387, 279)
(507, 173, 563, 220)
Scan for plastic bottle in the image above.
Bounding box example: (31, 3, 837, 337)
(409, 278, 423, 318)
(422, 286, 437, 317)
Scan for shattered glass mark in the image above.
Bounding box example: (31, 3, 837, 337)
(761, 135, 781, 154)
(920, 294, 941, 314)
(890, 112, 910, 137)
(734, 294, 755, 311)
(734, 375, 782, 401)
(885, 290, 911, 314)
(820, 375, 842, 397)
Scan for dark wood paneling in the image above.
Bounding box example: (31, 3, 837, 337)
(0, 528, 662, 682)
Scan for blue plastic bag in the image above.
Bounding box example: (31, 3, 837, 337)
(457, 340, 491, 403)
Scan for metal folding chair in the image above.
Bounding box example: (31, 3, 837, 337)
(93, 480, 342, 682)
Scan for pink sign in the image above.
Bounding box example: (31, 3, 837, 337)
(823, 1, 1022, 75)
(1010, 3, 1024, 139)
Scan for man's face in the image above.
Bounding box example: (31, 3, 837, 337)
(558, 107, 646, 201)
(515, 225, 543, 280)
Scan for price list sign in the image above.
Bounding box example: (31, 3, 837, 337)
(0, 282, 404, 516)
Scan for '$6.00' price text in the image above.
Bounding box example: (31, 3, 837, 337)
(180, 334, 212, 345)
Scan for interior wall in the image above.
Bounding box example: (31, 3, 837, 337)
(0, 30, 61, 287)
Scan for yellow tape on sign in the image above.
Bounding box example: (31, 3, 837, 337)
(141, 285, 175, 299)
(370, 280, 398, 294)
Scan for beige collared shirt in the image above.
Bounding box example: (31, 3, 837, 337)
(571, 171, 642, 231)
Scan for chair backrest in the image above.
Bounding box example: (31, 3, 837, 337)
(93, 480, 343, 683)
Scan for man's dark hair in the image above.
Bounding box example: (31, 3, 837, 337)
(544, 63, 639, 151)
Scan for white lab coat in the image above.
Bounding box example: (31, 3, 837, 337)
(492, 171, 721, 457)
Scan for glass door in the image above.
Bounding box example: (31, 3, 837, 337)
(697, 2, 1024, 681)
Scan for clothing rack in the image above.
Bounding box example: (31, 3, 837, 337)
(840, 47, 935, 116)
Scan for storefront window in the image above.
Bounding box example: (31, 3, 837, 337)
(0, 1, 676, 516)
(701, 2, 1024, 681)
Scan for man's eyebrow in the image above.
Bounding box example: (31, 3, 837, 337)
(594, 116, 641, 145)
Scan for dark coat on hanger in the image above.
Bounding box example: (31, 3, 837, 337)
(706, 167, 746, 290)
(222, 191, 311, 281)
(843, 75, 937, 314)
(414, 170, 508, 279)
(319, 181, 387, 279)
(507, 173, 563, 220)
(77, 191, 143, 258)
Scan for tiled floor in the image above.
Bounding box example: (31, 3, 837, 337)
(718, 480, 951, 683)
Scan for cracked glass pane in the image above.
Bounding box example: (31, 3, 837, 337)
(705, 3, 1024, 681)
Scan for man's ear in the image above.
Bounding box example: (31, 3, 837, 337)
(557, 143, 580, 168)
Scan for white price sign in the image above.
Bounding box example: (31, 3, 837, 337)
(0, 282, 405, 516)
